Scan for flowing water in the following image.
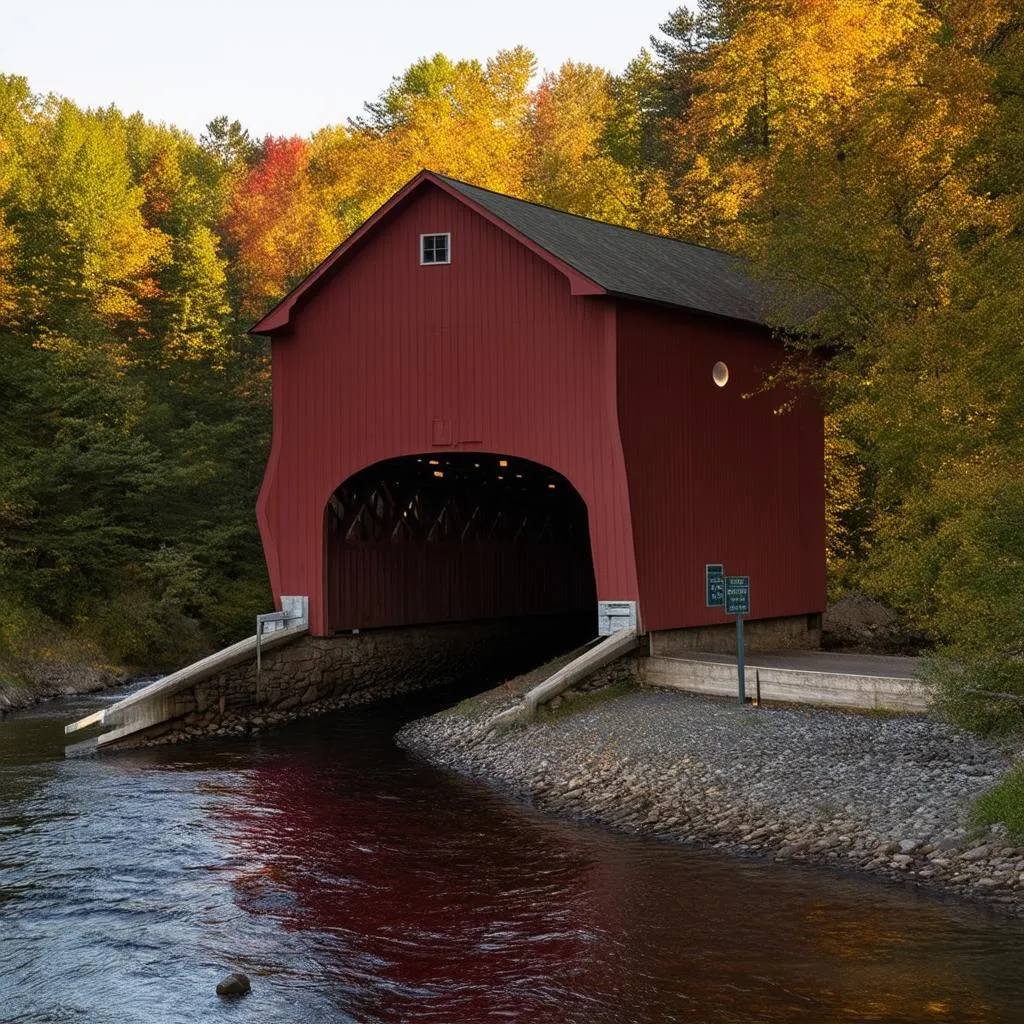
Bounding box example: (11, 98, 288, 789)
(2, 682, 1024, 1024)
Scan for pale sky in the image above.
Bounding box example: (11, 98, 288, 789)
(2, 1, 681, 139)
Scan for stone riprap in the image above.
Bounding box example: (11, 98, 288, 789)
(112, 615, 591, 749)
(398, 685, 1024, 915)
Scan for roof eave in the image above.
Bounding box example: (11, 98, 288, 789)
(425, 175, 606, 298)
(605, 290, 770, 329)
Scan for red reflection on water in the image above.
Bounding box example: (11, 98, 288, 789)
(203, 727, 1017, 1024)
(216, 749, 619, 1022)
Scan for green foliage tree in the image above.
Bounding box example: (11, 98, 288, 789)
(0, 80, 270, 670)
(602, 53, 674, 232)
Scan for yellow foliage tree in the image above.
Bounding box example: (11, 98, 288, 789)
(671, 0, 1003, 269)
(328, 49, 536, 215)
(23, 100, 171, 332)
(523, 62, 637, 225)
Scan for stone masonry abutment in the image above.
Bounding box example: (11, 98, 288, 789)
(109, 614, 595, 748)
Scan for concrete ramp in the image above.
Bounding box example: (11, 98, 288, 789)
(645, 650, 927, 711)
(488, 626, 640, 732)
(64, 625, 308, 748)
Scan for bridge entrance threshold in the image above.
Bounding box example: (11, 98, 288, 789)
(645, 649, 927, 712)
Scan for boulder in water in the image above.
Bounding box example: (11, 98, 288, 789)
(216, 972, 251, 997)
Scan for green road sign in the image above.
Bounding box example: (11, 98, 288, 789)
(724, 576, 750, 616)
(705, 564, 724, 607)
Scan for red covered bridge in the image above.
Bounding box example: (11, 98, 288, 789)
(250, 171, 825, 648)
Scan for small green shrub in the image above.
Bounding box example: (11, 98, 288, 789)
(815, 799, 840, 820)
(922, 649, 1024, 737)
(0, 589, 105, 671)
(972, 762, 1024, 842)
(88, 590, 205, 670)
(443, 695, 490, 720)
(0, 657, 24, 689)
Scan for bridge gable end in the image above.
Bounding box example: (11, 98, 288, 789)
(250, 173, 605, 336)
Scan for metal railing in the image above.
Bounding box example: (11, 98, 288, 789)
(255, 596, 309, 699)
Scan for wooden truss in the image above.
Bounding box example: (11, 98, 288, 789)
(326, 462, 589, 549)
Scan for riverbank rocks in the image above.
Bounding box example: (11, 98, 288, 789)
(397, 685, 1024, 917)
(216, 972, 250, 997)
(822, 592, 926, 654)
(0, 661, 127, 715)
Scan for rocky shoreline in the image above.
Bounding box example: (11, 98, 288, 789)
(398, 682, 1024, 916)
(0, 660, 127, 715)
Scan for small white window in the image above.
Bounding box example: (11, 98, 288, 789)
(420, 233, 451, 265)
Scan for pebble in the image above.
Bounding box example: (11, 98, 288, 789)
(962, 845, 991, 862)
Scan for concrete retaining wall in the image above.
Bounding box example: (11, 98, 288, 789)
(644, 656, 929, 712)
(107, 614, 593, 748)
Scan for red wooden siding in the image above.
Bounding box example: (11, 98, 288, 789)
(257, 183, 639, 635)
(615, 301, 826, 632)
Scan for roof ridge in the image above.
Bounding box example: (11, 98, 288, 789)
(432, 172, 743, 263)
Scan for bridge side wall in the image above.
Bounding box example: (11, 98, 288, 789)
(616, 302, 827, 633)
(257, 182, 639, 636)
(107, 615, 592, 748)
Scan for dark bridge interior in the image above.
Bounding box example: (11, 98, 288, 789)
(325, 454, 597, 632)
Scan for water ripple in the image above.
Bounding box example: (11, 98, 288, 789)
(2, 691, 1024, 1023)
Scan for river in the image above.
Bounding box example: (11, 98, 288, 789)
(2, 682, 1024, 1023)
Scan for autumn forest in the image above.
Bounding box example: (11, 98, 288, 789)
(1, 1, 1022, 730)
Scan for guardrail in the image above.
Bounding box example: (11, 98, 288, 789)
(65, 596, 310, 747)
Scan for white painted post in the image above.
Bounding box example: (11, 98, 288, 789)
(598, 601, 638, 636)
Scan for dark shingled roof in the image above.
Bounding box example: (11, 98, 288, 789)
(437, 175, 772, 326)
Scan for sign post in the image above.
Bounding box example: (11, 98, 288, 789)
(724, 576, 750, 705)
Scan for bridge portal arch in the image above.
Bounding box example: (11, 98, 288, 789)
(324, 453, 597, 633)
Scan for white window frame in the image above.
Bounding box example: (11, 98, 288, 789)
(420, 232, 451, 266)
